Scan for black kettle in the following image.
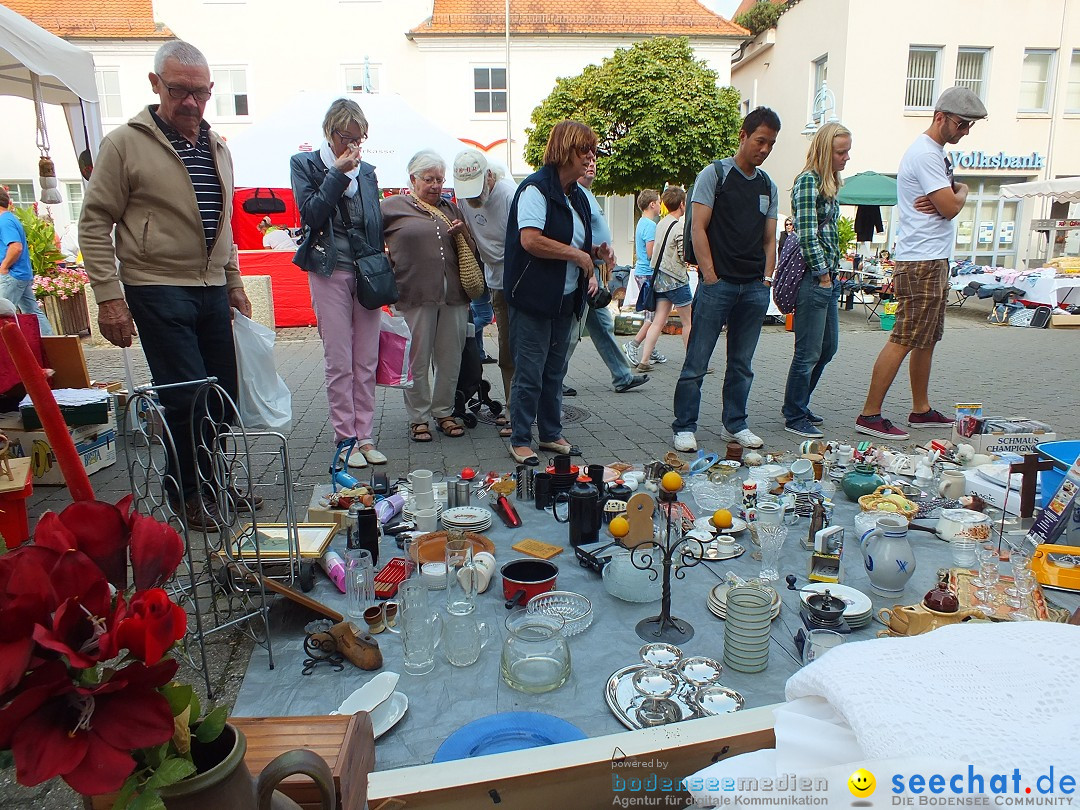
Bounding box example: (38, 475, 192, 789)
(555, 475, 600, 546)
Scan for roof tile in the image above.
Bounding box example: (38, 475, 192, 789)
(413, 0, 748, 37)
(4, 0, 172, 39)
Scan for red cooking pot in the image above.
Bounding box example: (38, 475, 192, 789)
(501, 559, 558, 609)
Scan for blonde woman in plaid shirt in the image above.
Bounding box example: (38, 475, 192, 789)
(780, 122, 851, 439)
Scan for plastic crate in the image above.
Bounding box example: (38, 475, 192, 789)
(1036, 440, 1080, 509)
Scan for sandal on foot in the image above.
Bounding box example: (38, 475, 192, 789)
(437, 417, 465, 438)
(410, 423, 433, 442)
(498, 425, 513, 438)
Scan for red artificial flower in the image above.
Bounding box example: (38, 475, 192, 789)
(113, 588, 187, 665)
(5, 659, 177, 796)
(52, 500, 132, 590)
(32, 573, 112, 669)
(129, 511, 184, 591)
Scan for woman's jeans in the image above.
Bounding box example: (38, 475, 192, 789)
(782, 276, 840, 425)
(672, 277, 769, 436)
(508, 303, 574, 447)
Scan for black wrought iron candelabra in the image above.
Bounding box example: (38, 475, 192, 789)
(631, 486, 706, 643)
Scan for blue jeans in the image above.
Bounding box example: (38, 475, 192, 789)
(470, 291, 494, 359)
(126, 285, 238, 500)
(0, 274, 53, 337)
(565, 304, 633, 387)
(508, 304, 574, 447)
(782, 276, 840, 425)
(672, 278, 769, 435)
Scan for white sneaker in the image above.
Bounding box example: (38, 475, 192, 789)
(650, 349, 667, 364)
(673, 432, 698, 452)
(721, 427, 764, 449)
(623, 340, 640, 365)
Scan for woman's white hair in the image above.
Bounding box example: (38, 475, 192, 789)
(407, 150, 446, 182)
(154, 41, 209, 74)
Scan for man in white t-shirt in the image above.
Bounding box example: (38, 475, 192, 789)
(856, 86, 986, 441)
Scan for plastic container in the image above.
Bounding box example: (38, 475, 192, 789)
(1037, 440, 1080, 509)
(879, 313, 896, 331)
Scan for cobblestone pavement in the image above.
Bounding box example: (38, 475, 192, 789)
(3, 297, 1076, 807)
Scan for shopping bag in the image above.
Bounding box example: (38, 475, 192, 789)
(376, 310, 414, 389)
(232, 309, 292, 431)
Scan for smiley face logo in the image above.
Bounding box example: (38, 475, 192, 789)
(848, 768, 876, 798)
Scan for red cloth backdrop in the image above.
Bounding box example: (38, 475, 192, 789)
(0, 315, 44, 395)
(238, 251, 317, 327)
(231, 188, 300, 251)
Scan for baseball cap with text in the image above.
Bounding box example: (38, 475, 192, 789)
(453, 149, 489, 199)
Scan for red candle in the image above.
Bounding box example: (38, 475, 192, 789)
(1, 323, 95, 502)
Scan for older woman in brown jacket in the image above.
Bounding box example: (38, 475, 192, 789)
(382, 149, 479, 441)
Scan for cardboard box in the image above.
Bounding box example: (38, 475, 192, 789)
(963, 470, 1023, 516)
(1051, 312, 1080, 328)
(952, 426, 1056, 456)
(0, 412, 117, 485)
(308, 483, 351, 532)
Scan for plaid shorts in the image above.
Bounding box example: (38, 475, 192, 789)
(889, 259, 949, 349)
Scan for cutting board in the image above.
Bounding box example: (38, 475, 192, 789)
(623, 492, 656, 547)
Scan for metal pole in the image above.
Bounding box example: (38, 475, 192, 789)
(505, 0, 512, 175)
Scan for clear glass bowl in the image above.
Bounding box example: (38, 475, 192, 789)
(526, 591, 593, 637)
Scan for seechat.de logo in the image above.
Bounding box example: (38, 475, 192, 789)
(849, 768, 877, 798)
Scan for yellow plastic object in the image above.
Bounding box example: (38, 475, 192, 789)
(1031, 544, 1080, 592)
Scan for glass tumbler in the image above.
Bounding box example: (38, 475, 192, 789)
(445, 533, 477, 615)
(757, 525, 787, 582)
(344, 548, 374, 619)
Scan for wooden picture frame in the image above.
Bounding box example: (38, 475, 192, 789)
(231, 522, 337, 562)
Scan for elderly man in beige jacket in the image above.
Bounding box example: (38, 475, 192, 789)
(80, 40, 255, 531)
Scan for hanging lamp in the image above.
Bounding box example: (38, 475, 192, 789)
(31, 74, 63, 205)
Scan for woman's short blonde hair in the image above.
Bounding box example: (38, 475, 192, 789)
(542, 120, 598, 168)
(322, 98, 369, 142)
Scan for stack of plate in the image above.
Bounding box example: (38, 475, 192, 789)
(441, 506, 494, 532)
(546, 464, 580, 492)
(722, 585, 774, 673)
(800, 582, 873, 630)
(708, 582, 781, 621)
(402, 500, 444, 523)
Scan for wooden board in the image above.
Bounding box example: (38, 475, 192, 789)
(623, 492, 655, 547)
(254, 572, 344, 622)
(41, 335, 91, 389)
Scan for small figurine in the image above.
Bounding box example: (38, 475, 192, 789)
(0, 433, 12, 481)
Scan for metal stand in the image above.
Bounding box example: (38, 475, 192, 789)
(123, 379, 276, 699)
(631, 490, 705, 643)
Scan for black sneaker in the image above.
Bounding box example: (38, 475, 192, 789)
(562, 385, 577, 397)
(785, 419, 824, 439)
(615, 375, 649, 393)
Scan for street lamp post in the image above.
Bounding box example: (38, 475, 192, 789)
(801, 81, 839, 138)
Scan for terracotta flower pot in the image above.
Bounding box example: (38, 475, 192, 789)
(159, 723, 336, 810)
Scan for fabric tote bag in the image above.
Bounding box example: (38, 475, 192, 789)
(772, 230, 808, 315)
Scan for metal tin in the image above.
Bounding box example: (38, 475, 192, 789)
(454, 479, 471, 508)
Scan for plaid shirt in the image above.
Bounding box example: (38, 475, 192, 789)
(790, 171, 839, 277)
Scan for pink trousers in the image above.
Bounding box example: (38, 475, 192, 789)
(308, 269, 382, 444)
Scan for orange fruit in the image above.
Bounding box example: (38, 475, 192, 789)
(661, 471, 683, 492)
(609, 516, 630, 538)
(713, 508, 733, 528)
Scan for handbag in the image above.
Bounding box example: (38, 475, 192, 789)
(636, 220, 676, 312)
(337, 198, 399, 310)
(410, 196, 486, 300)
(242, 188, 287, 215)
(772, 226, 808, 315)
(376, 310, 414, 389)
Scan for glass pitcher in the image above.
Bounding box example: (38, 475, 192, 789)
(386, 579, 441, 675)
(500, 609, 570, 693)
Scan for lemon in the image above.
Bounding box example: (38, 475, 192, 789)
(661, 471, 683, 492)
(609, 516, 630, 538)
(713, 508, 733, 528)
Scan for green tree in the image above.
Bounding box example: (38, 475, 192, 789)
(523, 37, 743, 195)
(734, 2, 786, 36)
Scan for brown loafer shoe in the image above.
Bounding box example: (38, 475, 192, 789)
(226, 486, 264, 513)
(184, 497, 221, 534)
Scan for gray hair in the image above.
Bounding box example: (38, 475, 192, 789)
(407, 150, 446, 183)
(322, 98, 369, 142)
(154, 41, 208, 74)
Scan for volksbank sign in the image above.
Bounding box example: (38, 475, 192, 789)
(947, 150, 1045, 170)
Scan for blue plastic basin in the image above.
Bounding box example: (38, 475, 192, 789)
(1036, 440, 1080, 509)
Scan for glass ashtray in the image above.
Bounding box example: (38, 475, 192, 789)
(526, 591, 593, 637)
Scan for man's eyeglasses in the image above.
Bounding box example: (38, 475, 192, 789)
(945, 114, 974, 131)
(157, 78, 212, 102)
(334, 130, 368, 146)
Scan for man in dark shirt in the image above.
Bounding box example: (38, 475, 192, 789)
(672, 107, 781, 452)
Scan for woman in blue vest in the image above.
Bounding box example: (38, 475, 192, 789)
(503, 121, 612, 465)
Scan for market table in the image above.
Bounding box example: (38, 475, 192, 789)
(231, 473, 1075, 773)
(949, 267, 1080, 308)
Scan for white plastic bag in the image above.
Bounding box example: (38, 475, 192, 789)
(376, 310, 413, 389)
(232, 309, 292, 431)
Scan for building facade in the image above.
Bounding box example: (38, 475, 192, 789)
(731, 0, 1080, 268)
(2, 0, 747, 261)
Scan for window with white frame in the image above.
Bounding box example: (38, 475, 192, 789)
(1, 182, 35, 208)
(65, 182, 84, 222)
(905, 47, 941, 108)
(473, 67, 506, 114)
(1066, 50, 1080, 113)
(955, 48, 990, 102)
(212, 67, 248, 116)
(95, 69, 123, 119)
(1019, 49, 1055, 112)
(344, 64, 381, 94)
(813, 55, 828, 95)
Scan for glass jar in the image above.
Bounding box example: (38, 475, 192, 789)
(500, 609, 571, 693)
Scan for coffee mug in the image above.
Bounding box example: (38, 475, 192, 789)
(414, 506, 439, 533)
(552, 455, 571, 475)
(534, 472, 553, 510)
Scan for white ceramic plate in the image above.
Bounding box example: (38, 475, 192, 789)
(369, 691, 409, 739)
(800, 582, 873, 617)
(333, 671, 399, 716)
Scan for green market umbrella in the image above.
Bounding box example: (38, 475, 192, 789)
(837, 172, 898, 206)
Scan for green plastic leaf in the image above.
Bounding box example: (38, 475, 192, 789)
(194, 706, 228, 743)
(163, 683, 193, 717)
(110, 775, 139, 810)
(188, 690, 201, 723)
(146, 757, 197, 788)
(129, 788, 167, 810)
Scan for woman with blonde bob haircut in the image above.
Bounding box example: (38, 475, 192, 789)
(780, 121, 852, 438)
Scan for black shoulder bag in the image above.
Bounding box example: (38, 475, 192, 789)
(636, 221, 674, 313)
(337, 196, 399, 310)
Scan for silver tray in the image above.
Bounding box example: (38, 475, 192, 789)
(604, 664, 699, 730)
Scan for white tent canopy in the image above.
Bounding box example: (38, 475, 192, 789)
(1001, 177, 1080, 203)
(0, 5, 102, 162)
(226, 92, 467, 190)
